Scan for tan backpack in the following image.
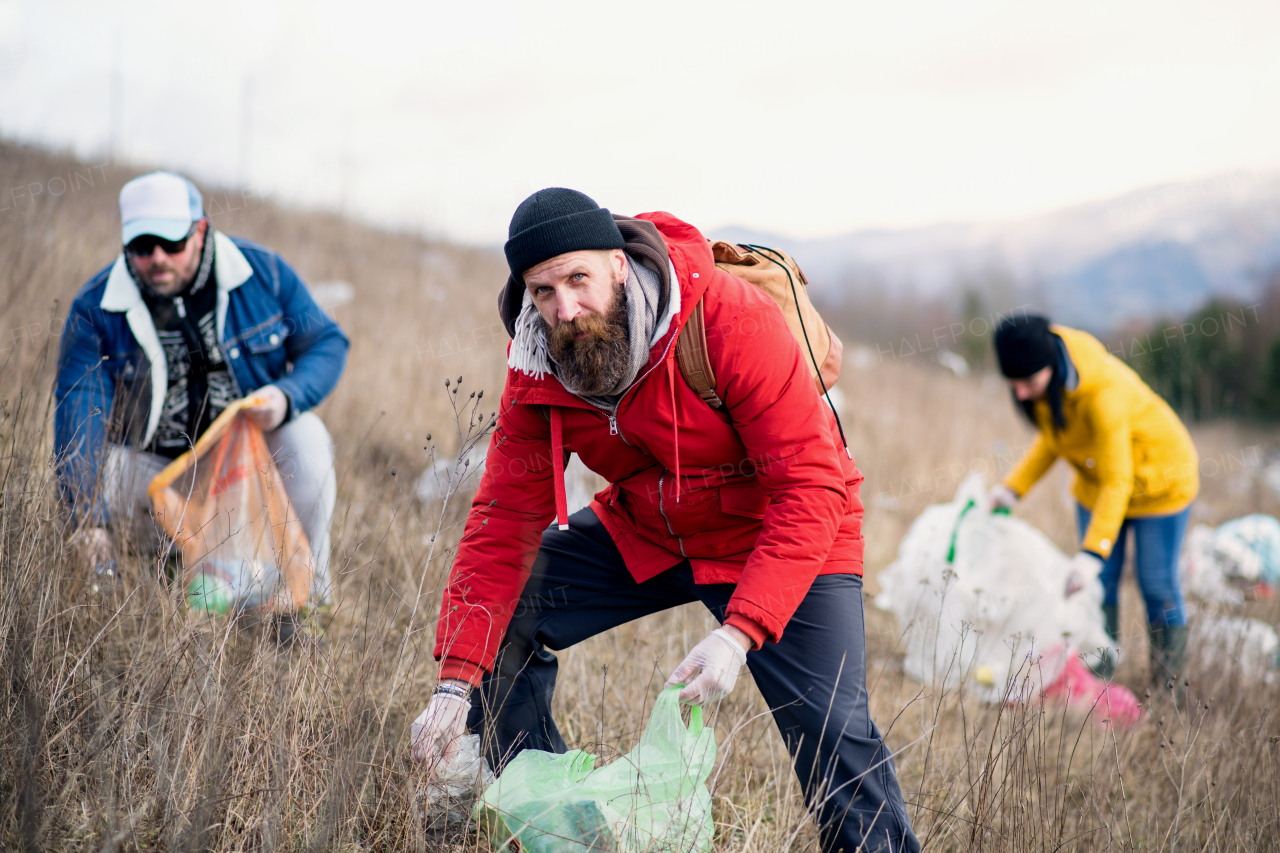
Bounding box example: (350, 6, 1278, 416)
(677, 240, 849, 455)
(677, 241, 843, 407)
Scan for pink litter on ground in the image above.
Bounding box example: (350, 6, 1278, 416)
(1041, 653, 1142, 729)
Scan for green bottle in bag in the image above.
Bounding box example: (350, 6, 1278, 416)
(188, 572, 233, 614)
(476, 686, 716, 852)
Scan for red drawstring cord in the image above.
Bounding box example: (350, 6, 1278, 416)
(549, 406, 569, 530)
(667, 357, 680, 503)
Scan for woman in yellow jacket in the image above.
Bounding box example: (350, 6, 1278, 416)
(988, 315, 1199, 689)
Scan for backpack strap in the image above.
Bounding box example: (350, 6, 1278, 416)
(676, 298, 723, 409)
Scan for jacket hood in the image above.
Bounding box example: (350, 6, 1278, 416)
(1051, 325, 1110, 397)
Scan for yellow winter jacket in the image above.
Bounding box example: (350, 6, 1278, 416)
(1003, 326, 1199, 558)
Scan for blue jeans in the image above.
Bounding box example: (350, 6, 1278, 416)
(1075, 503, 1191, 627)
(467, 507, 920, 853)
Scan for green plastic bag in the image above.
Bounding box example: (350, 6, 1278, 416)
(476, 686, 716, 852)
(187, 572, 233, 614)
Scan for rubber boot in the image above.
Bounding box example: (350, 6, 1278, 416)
(272, 611, 307, 649)
(1088, 604, 1120, 680)
(1148, 623, 1188, 703)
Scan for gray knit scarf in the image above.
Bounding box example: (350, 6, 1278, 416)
(508, 252, 672, 411)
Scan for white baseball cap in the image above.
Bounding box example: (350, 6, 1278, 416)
(119, 171, 204, 245)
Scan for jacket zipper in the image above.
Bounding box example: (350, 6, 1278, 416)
(589, 325, 685, 539)
(606, 412, 632, 444)
(601, 328, 681, 446)
(657, 468, 686, 557)
(172, 294, 213, 441)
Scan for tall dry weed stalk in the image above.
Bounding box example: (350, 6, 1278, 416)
(1, 141, 1278, 851)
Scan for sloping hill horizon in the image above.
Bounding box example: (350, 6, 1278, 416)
(4, 136, 1280, 853)
(712, 170, 1280, 333)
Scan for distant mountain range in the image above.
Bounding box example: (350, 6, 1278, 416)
(712, 172, 1280, 332)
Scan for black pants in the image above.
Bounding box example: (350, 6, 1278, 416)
(466, 508, 920, 853)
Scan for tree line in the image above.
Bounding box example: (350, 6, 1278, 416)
(1109, 270, 1280, 422)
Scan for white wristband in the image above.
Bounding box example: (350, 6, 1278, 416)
(711, 627, 749, 666)
(431, 691, 470, 707)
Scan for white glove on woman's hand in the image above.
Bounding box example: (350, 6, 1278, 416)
(985, 484, 1019, 512)
(1064, 552, 1104, 597)
(411, 691, 471, 775)
(665, 627, 749, 705)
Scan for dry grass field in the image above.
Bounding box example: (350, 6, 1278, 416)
(2, 141, 1278, 851)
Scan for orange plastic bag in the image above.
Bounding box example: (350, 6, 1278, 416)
(147, 396, 312, 613)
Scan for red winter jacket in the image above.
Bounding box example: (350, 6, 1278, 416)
(434, 212, 864, 685)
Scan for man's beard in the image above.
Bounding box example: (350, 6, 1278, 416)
(545, 283, 631, 397)
(128, 245, 203, 297)
(138, 263, 187, 295)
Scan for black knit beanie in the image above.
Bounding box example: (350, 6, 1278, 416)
(994, 314, 1055, 378)
(503, 188, 625, 279)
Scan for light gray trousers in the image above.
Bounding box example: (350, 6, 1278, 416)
(103, 412, 337, 605)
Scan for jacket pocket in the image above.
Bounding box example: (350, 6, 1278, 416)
(718, 483, 769, 519)
(241, 318, 287, 355)
(103, 349, 145, 379)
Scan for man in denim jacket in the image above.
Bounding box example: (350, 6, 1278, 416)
(55, 172, 349, 612)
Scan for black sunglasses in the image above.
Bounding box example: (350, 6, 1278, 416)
(126, 224, 197, 258)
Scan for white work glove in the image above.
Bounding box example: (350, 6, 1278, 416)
(665, 627, 749, 705)
(1064, 552, 1104, 597)
(411, 690, 471, 776)
(985, 484, 1019, 513)
(75, 526, 113, 572)
(245, 384, 289, 431)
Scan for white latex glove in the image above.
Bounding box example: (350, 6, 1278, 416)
(665, 627, 749, 705)
(245, 384, 289, 431)
(411, 691, 471, 776)
(1065, 552, 1104, 597)
(75, 526, 113, 571)
(985, 484, 1019, 513)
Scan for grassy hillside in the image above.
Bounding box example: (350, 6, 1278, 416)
(1, 141, 1278, 851)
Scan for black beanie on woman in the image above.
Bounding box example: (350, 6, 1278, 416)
(503, 188, 625, 279)
(994, 314, 1056, 379)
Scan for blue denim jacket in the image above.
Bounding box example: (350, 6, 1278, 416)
(54, 231, 349, 524)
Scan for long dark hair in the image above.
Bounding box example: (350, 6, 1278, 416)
(1015, 334, 1067, 433)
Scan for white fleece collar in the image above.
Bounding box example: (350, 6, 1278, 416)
(99, 230, 253, 313)
(96, 230, 255, 447)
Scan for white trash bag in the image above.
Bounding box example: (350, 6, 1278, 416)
(876, 473, 1112, 702)
(1189, 614, 1279, 682)
(1180, 514, 1280, 606)
(414, 733, 495, 826)
(417, 449, 604, 514)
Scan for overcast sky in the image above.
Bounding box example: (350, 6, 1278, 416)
(1, 0, 1278, 243)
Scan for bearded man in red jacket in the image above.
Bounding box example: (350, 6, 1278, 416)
(413, 189, 918, 853)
